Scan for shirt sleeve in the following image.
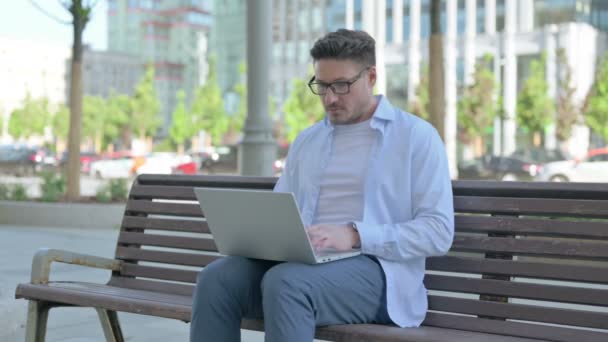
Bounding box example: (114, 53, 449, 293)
(354, 123, 455, 261)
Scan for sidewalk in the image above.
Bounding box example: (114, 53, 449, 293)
(0, 224, 270, 342)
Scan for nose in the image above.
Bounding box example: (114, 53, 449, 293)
(323, 88, 338, 104)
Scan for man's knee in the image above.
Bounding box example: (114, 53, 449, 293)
(195, 256, 254, 295)
(261, 263, 310, 299)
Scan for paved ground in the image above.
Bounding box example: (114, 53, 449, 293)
(0, 224, 274, 342)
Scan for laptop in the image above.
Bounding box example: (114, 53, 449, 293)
(194, 187, 361, 264)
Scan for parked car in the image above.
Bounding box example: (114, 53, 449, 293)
(0, 145, 53, 176)
(535, 147, 608, 183)
(135, 153, 189, 175)
(89, 155, 135, 179)
(58, 151, 100, 173)
(458, 148, 568, 181)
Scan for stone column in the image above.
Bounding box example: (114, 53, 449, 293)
(241, 0, 276, 176)
(375, 0, 387, 95)
(445, 0, 458, 178)
(545, 25, 557, 150)
(407, 0, 421, 103)
(502, 0, 517, 156)
(346, 0, 355, 30)
(464, 0, 477, 85)
(392, 0, 404, 44)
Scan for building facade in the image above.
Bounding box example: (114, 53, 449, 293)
(107, 0, 213, 136)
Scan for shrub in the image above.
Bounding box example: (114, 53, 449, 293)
(40, 171, 66, 202)
(0, 183, 10, 200)
(11, 184, 28, 201)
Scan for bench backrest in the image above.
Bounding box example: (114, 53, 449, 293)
(111, 174, 608, 341)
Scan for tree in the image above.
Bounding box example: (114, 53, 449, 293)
(104, 91, 130, 150)
(169, 90, 193, 154)
(228, 62, 248, 135)
(63, 0, 96, 200)
(51, 104, 70, 153)
(8, 94, 51, 140)
(555, 49, 579, 142)
(457, 56, 496, 156)
(191, 57, 228, 145)
(517, 54, 554, 146)
(409, 65, 429, 120)
(583, 52, 608, 143)
(283, 77, 325, 143)
(428, 0, 445, 140)
(131, 64, 162, 140)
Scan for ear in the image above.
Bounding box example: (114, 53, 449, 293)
(367, 66, 377, 87)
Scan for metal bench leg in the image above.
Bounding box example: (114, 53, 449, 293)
(25, 301, 50, 342)
(96, 309, 125, 342)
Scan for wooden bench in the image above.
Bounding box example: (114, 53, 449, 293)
(15, 174, 608, 341)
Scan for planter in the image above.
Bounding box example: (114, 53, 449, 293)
(0, 200, 126, 229)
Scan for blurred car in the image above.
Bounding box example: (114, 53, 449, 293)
(0, 145, 53, 176)
(173, 160, 199, 174)
(89, 155, 134, 179)
(536, 147, 608, 182)
(458, 148, 568, 181)
(202, 146, 238, 173)
(59, 151, 100, 173)
(135, 153, 189, 175)
(273, 158, 285, 177)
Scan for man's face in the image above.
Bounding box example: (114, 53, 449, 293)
(313, 59, 376, 125)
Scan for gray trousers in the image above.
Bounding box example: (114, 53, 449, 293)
(190, 255, 392, 342)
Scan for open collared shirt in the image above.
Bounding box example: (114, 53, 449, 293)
(274, 95, 455, 327)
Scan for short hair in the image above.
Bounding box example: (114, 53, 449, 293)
(310, 29, 376, 66)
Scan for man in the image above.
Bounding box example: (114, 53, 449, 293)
(190, 29, 454, 342)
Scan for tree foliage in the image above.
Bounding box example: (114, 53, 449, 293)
(457, 56, 496, 144)
(131, 64, 162, 139)
(409, 65, 429, 120)
(555, 49, 579, 142)
(191, 57, 228, 145)
(8, 93, 50, 140)
(283, 77, 325, 143)
(583, 52, 608, 143)
(516, 54, 554, 140)
(169, 90, 194, 152)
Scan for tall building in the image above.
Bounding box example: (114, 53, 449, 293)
(107, 0, 213, 137)
(67, 47, 142, 99)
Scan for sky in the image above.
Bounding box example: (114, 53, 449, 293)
(0, 0, 107, 50)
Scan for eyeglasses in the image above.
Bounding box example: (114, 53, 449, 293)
(307, 67, 369, 96)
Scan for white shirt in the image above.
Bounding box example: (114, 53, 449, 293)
(274, 95, 455, 327)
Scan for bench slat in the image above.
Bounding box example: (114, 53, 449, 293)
(122, 216, 210, 234)
(428, 295, 608, 329)
(425, 274, 608, 306)
(129, 185, 197, 201)
(455, 215, 608, 239)
(115, 246, 218, 267)
(126, 200, 203, 217)
(108, 277, 194, 297)
(118, 232, 218, 252)
(454, 196, 608, 218)
(451, 235, 608, 259)
(423, 312, 607, 342)
(426, 255, 608, 283)
(452, 180, 608, 200)
(120, 264, 198, 284)
(136, 174, 276, 189)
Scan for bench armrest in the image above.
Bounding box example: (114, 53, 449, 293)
(30, 248, 122, 284)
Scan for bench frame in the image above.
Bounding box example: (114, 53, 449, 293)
(15, 174, 608, 342)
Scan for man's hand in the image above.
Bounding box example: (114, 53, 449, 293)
(307, 224, 360, 252)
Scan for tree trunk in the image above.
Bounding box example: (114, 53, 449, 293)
(429, 0, 445, 141)
(66, 5, 85, 201)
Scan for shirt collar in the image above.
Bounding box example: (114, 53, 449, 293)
(323, 95, 395, 131)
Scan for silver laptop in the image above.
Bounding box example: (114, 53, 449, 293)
(194, 187, 361, 264)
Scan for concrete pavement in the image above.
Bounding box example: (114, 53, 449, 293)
(0, 225, 271, 342)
